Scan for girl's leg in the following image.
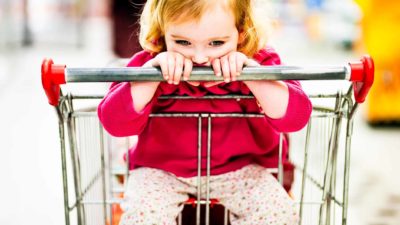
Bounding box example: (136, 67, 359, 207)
(210, 164, 299, 225)
(119, 167, 193, 225)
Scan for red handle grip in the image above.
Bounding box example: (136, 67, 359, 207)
(349, 55, 374, 103)
(41, 58, 66, 106)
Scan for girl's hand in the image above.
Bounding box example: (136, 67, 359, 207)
(147, 51, 193, 85)
(211, 52, 260, 84)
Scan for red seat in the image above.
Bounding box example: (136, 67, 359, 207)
(181, 202, 230, 225)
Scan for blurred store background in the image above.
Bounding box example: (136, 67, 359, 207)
(0, 0, 400, 224)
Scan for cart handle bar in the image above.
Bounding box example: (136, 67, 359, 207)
(41, 55, 374, 106)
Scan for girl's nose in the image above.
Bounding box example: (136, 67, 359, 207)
(192, 54, 209, 65)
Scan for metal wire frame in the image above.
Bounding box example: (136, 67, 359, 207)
(293, 85, 358, 225)
(54, 84, 360, 225)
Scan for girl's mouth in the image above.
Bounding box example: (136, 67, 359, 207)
(193, 63, 210, 67)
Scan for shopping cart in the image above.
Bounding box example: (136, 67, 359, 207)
(41, 55, 374, 225)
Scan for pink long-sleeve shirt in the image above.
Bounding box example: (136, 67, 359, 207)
(98, 48, 312, 178)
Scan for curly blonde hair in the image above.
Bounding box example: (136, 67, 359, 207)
(138, 0, 270, 57)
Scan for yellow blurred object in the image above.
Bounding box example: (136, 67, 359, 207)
(305, 12, 322, 41)
(355, 0, 400, 123)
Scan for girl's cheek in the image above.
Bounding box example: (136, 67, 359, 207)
(169, 45, 192, 57)
(166, 43, 178, 52)
(210, 42, 237, 58)
(209, 46, 235, 59)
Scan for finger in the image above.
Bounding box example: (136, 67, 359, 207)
(157, 55, 169, 81)
(220, 56, 230, 83)
(236, 53, 246, 76)
(212, 58, 222, 78)
(183, 58, 192, 81)
(173, 55, 184, 85)
(167, 54, 176, 84)
(244, 58, 260, 67)
(228, 53, 237, 81)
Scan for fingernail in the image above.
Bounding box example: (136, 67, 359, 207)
(165, 75, 169, 79)
(216, 72, 221, 77)
(225, 78, 230, 82)
(183, 77, 188, 81)
(168, 80, 173, 84)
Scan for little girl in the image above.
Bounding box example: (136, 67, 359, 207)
(98, 0, 312, 224)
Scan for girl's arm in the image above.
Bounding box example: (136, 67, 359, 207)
(98, 51, 159, 137)
(241, 58, 289, 119)
(98, 82, 155, 137)
(244, 79, 289, 119)
(211, 52, 289, 119)
(210, 49, 311, 131)
(243, 58, 311, 132)
(129, 59, 160, 112)
(130, 82, 159, 112)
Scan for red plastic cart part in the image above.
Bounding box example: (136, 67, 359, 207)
(349, 55, 374, 103)
(41, 58, 66, 106)
(186, 198, 220, 208)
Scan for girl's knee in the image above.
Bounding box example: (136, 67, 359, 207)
(119, 208, 178, 225)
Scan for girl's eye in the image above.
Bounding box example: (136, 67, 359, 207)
(175, 40, 191, 46)
(210, 41, 225, 46)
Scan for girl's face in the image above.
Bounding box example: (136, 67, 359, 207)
(164, 3, 241, 66)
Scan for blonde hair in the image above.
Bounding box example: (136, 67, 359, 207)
(138, 0, 271, 57)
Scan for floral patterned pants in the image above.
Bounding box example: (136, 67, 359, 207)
(119, 164, 299, 225)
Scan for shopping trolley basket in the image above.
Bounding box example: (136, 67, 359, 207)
(41, 56, 374, 225)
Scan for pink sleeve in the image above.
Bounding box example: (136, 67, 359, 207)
(255, 47, 312, 132)
(266, 81, 312, 132)
(97, 51, 156, 137)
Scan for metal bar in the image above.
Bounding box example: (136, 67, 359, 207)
(66, 95, 85, 225)
(342, 98, 356, 225)
(65, 66, 349, 82)
(67, 93, 342, 100)
(319, 92, 343, 225)
(72, 110, 339, 119)
(178, 212, 182, 225)
(342, 123, 352, 225)
(151, 113, 264, 118)
(331, 144, 338, 225)
(299, 120, 312, 225)
(224, 207, 228, 225)
(99, 124, 108, 225)
(56, 107, 71, 225)
(196, 116, 202, 225)
(107, 135, 114, 225)
(124, 136, 131, 202)
(206, 116, 212, 225)
(81, 199, 123, 204)
(278, 133, 284, 184)
(79, 169, 103, 199)
(293, 165, 343, 207)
